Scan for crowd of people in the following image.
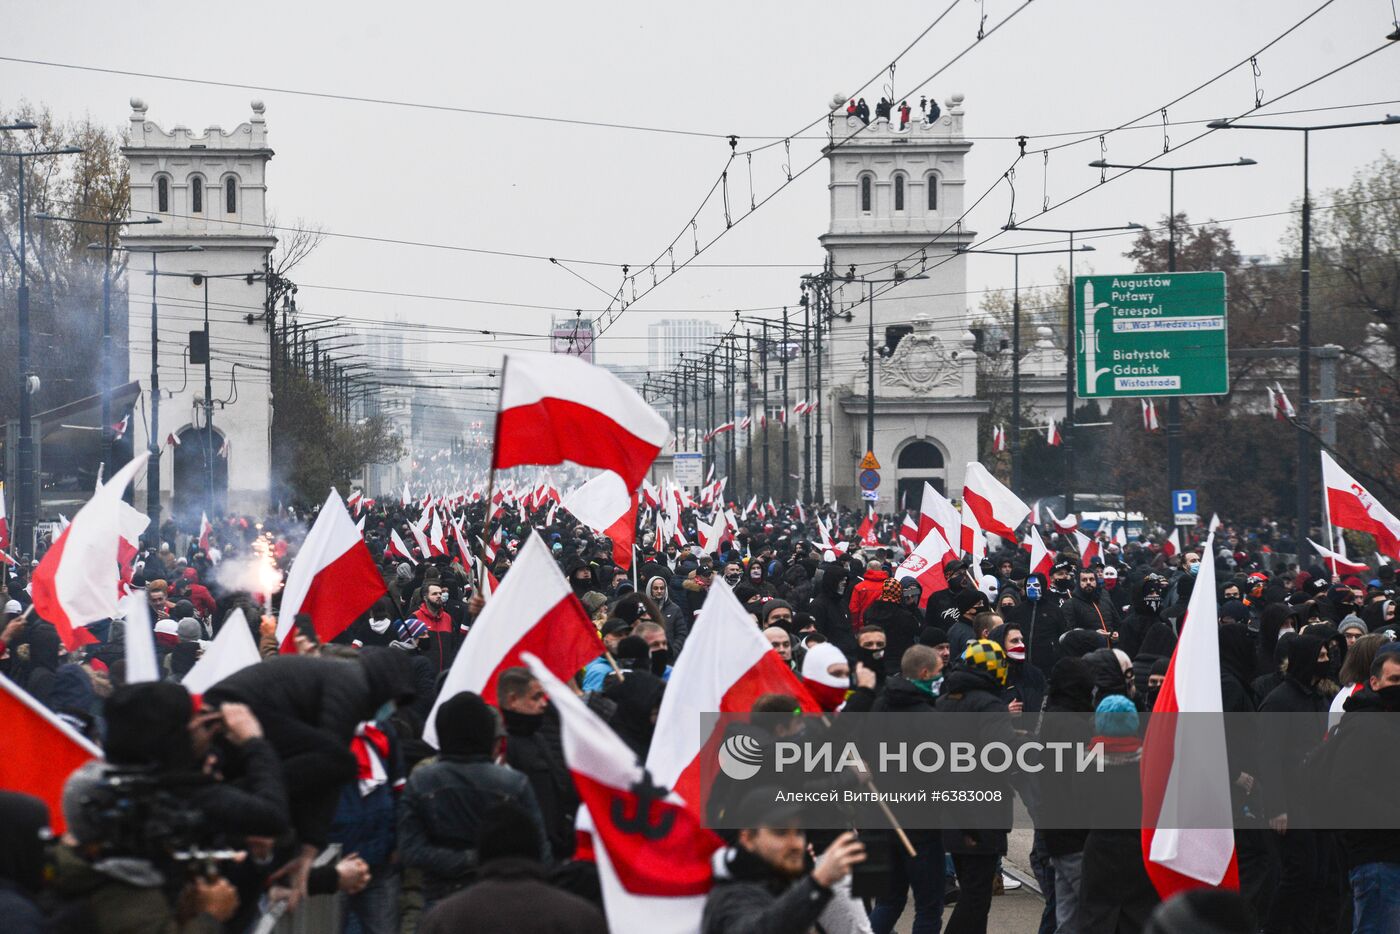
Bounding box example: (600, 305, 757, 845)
(1, 492, 1397, 934)
(845, 95, 941, 129)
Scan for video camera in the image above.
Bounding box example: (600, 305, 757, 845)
(76, 767, 238, 874)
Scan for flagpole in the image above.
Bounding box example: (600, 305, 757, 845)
(479, 357, 508, 595)
(818, 711, 917, 857)
(1320, 451, 1335, 581)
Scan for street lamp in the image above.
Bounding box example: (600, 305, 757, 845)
(1001, 222, 1143, 514)
(1207, 114, 1398, 542)
(1087, 156, 1256, 535)
(957, 244, 1095, 494)
(34, 213, 161, 473)
(0, 135, 83, 556)
(117, 244, 203, 541)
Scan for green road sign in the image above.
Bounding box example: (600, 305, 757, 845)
(1075, 270, 1228, 398)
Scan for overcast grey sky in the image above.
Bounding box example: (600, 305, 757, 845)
(5, 0, 1397, 406)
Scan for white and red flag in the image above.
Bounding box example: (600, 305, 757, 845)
(428, 510, 448, 558)
(1163, 529, 1181, 559)
(1141, 531, 1239, 899)
(917, 481, 961, 550)
(564, 471, 640, 569)
(1073, 529, 1100, 567)
(1046, 417, 1062, 447)
(522, 652, 723, 934)
(424, 534, 601, 745)
(0, 480, 10, 553)
(961, 462, 1029, 544)
(32, 453, 150, 650)
(1142, 399, 1161, 431)
(166, 432, 181, 448)
(111, 415, 129, 440)
(898, 514, 919, 552)
(1322, 450, 1400, 561)
(0, 673, 103, 834)
(1024, 525, 1054, 577)
(856, 508, 880, 547)
(897, 526, 956, 608)
(274, 489, 386, 651)
(346, 489, 364, 515)
(199, 511, 213, 552)
(1273, 382, 1296, 420)
(1047, 507, 1078, 534)
(647, 580, 818, 811)
(992, 424, 1007, 452)
(1308, 537, 1370, 577)
(494, 353, 669, 492)
(386, 529, 418, 565)
(181, 609, 262, 696)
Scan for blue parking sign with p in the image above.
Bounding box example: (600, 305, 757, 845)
(1172, 489, 1196, 516)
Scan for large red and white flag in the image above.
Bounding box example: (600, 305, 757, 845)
(120, 591, 160, 685)
(917, 481, 961, 550)
(1307, 537, 1370, 577)
(522, 652, 722, 934)
(274, 489, 386, 650)
(647, 580, 818, 811)
(1322, 451, 1400, 561)
(564, 471, 639, 570)
(423, 533, 601, 746)
(896, 526, 956, 609)
(962, 462, 1029, 543)
(1024, 525, 1054, 577)
(494, 353, 669, 492)
(0, 673, 104, 834)
(1141, 531, 1239, 898)
(32, 453, 150, 650)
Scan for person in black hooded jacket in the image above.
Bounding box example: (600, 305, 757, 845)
(1036, 657, 1095, 934)
(604, 669, 666, 761)
(1005, 572, 1066, 672)
(1258, 633, 1337, 934)
(1115, 575, 1167, 659)
(1217, 624, 1276, 924)
(203, 648, 417, 850)
(1064, 567, 1121, 635)
(809, 561, 857, 657)
(865, 577, 924, 679)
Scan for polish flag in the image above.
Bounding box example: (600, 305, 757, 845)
(1141, 531, 1239, 898)
(120, 591, 159, 684)
(1207, 513, 1221, 535)
(962, 462, 1030, 543)
(1047, 417, 1062, 446)
(386, 529, 418, 565)
(0, 673, 103, 834)
(1025, 525, 1054, 577)
(1273, 382, 1296, 420)
(181, 610, 262, 696)
(897, 526, 956, 608)
(1307, 537, 1370, 577)
(274, 489, 386, 651)
(166, 432, 181, 447)
(856, 508, 879, 547)
(564, 471, 639, 569)
(961, 498, 987, 563)
(522, 652, 723, 934)
(1163, 529, 1181, 559)
(347, 490, 364, 515)
(1073, 529, 1100, 567)
(428, 510, 448, 557)
(741, 495, 757, 519)
(1114, 524, 1129, 547)
(0, 480, 10, 553)
(408, 512, 433, 559)
(918, 481, 961, 549)
(1047, 507, 1078, 534)
(424, 534, 601, 745)
(646, 580, 818, 811)
(32, 453, 149, 650)
(494, 353, 669, 492)
(1322, 451, 1400, 561)
(199, 511, 213, 552)
(111, 415, 130, 440)
(898, 514, 918, 550)
(992, 424, 1007, 452)
(1142, 399, 1161, 431)
(401, 483, 412, 508)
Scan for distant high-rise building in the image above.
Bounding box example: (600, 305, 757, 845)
(551, 315, 596, 363)
(649, 318, 718, 370)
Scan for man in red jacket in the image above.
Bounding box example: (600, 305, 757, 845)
(848, 559, 889, 632)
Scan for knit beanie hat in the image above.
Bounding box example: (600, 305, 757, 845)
(434, 692, 499, 756)
(1095, 694, 1139, 737)
(961, 638, 1008, 686)
(879, 578, 903, 603)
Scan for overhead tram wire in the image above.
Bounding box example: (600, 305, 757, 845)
(591, 0, 1038, 337)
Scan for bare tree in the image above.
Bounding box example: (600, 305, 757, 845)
(267, 213, 325, 276)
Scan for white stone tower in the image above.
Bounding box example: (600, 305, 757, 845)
(818, 93, 985, 508)
(123, 98, 277, 523)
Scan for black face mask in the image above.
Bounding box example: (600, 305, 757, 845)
(1144, 594, 1163, 612)
(650, 649, 672, 677)
(501, 707, 544, 736)
(1146, 687, 1162, 711)
(1051, 577, 1069, 592)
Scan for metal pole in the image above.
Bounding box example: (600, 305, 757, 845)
(727, 339, 737, 484)
(761, 322, 770, 499)
(203, 277, 214, 513)
(1011, 254, 1022, 493)
(781, 307, 791, 504)
(866, 281, 875, 455)
(1297, 130, 1312, 545)
(147, 252, 161, 542)
(16, 158, 33, 555)
(1166, 172, 1184, 540)
(1064, 235, 1076, 515)
(803, 292, 812, 503)
(100, 227, 114, 474)
(745, 332, 753, 498)
(815, 271, 825, 502)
